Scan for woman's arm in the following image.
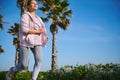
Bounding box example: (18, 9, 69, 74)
(27, 28, 45, 34)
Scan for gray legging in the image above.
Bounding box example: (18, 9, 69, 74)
(15, 45, 42, 80)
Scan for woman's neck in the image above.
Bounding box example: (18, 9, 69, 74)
(29, 11, 36, 17)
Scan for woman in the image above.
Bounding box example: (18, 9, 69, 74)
(6, 0, 48, 80)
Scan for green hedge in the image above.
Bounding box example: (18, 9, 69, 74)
(0, 63, 120, 80)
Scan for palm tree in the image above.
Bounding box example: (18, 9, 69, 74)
(8, 23, 20, 65)
(0, 14, 4, 54)
(39, 0, 72, 70)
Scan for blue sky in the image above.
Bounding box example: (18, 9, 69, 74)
(0, 0, 120, 71)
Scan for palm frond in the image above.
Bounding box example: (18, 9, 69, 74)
(61, 0, 69, 8)
(8, 23, 19, 36)
(40, 17, 49, 22)
(0, 14, 3, 29)
(64, 10, 72, 17)
(0, 45, 4, 54)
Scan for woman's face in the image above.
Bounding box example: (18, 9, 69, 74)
(28, 0, 38, 11)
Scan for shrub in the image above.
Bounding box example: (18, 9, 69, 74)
(0, 63, 120, 80)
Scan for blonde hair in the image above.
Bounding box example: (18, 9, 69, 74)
(22, 0, 29, 12)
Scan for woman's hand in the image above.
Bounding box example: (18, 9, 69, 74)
(38, 28, 45, 33)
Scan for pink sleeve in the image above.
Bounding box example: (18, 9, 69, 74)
(20, 13, 30, 34)
(39, 17, 47, 34)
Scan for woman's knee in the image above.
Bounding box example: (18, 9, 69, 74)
(21, 63, 28, 69)
(35, 59, 42, 66)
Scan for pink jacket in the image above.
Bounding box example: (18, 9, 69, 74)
(19, 12, 48, 47)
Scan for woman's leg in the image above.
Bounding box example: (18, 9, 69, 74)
(31, 46, 42, 80)
(15, 46, 30, 70)
(6, 46, 30, 80)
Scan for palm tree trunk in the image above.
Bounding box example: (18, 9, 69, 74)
(51, 31, 57, 70)
(15, 48, 20, 65)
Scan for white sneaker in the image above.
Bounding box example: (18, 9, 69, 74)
(6, 67, 15, 80)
